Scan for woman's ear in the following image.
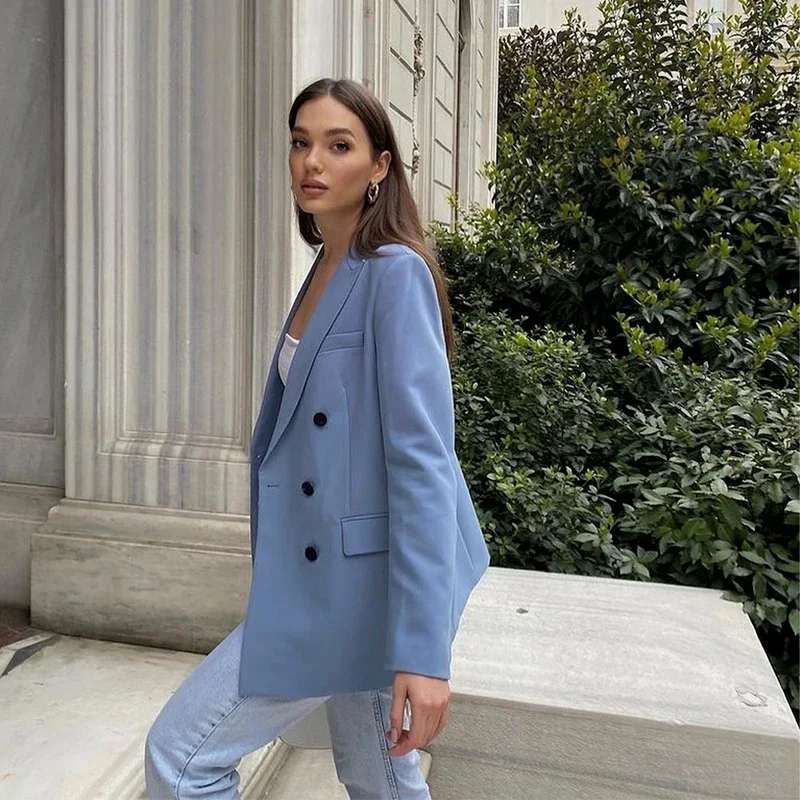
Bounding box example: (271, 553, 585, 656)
(373, 150, 391, 183)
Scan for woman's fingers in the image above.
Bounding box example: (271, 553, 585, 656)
(388, 716, 424, 757)
(386, 673, 451, 757)
(387, 689, 406, 747)
(388, 703, 441, 757)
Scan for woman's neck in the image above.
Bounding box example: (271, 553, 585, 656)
(314, 209, 361, 269)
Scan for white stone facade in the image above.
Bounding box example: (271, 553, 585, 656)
(0, 0, 498, 645)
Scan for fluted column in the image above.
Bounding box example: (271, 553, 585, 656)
(32, 0, 296, 650)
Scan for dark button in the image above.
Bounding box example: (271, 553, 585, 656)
(301, 481, 314, 496)
(313, 412, 327, 427)
(304, 546, 318, 562)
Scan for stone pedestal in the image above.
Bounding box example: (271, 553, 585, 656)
(33, 499, 251, 650)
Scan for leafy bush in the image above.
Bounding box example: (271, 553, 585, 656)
(451, 314, 623, 572)
(436, 0, 800, 715)
(491, 0, 800, 385)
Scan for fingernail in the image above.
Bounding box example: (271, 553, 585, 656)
(390, 727, 399, 743)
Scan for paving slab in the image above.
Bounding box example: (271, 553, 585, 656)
(0, 630, 282, 799)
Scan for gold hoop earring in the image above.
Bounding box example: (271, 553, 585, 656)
(367, 182, 380, 204)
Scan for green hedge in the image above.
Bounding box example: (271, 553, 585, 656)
(434, 0, 800, 715)
(492, 0, 799, 385)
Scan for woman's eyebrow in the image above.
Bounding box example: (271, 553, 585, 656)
(291, 126, 355, 138)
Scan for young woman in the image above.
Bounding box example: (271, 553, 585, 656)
(144, 78, 490, 800)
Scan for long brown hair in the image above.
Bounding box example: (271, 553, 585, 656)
(288, 78, 456, 363)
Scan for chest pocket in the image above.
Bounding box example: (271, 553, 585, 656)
(319, 329, 364, 353)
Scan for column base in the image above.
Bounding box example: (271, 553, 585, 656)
(0, 482, 63, 610)
(31, 498, 251, 652)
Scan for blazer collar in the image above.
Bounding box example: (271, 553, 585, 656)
(262, 246, 365, 462)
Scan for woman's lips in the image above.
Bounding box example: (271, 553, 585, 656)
(301, 184, 328, 197)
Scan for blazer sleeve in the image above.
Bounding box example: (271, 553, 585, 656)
(373, 249, 458, 680)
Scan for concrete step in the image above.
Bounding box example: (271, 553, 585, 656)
(83, 733, 287, 799)
(0, 628, 204, 798)
(0, 628, 428, 799)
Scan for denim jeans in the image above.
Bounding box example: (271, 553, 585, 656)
(144, 620, 432, 799)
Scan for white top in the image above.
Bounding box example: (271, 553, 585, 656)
(278, 332, 300, 384)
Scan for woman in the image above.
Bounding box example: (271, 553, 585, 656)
(144, 78, 490, 800)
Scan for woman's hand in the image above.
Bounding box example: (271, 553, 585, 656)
(385, 672, 450, 757)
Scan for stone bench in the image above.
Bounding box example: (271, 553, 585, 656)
(428, 567, 800, 799)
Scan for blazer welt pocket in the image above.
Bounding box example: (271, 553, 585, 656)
(319, 329, 364, 353)
(341, 512, 389, 556)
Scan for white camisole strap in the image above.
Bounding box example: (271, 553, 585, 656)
(278, 332, 300, 385)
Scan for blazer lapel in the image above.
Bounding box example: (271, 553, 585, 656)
(251, 246, 324, 459)
(263, 248, 364, 462)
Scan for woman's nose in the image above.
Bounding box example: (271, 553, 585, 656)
(303, 146, 323, 171)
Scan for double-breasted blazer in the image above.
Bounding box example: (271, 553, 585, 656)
(238, 242, 490, 699)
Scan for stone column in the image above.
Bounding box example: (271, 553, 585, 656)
(455, 0, 499, 211)
(32, 0, 296, 651)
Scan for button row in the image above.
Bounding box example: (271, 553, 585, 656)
(301, 411, 327, 496)
(302, 410, 328, 562)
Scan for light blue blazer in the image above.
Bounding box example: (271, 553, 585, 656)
(238, 243, 490, 699)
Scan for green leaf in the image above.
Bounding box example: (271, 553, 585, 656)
(790, 609, 800, 636)
(768, 481, 784, 504)
(711, 478, 728, 495)
(633, 561, 650, 578)
(641, 488, 666, 505)
(711, 549, 734, 563)
(722, 590, 746, 604)
(764, 604, 787, 627)
(740, 550, 767, 565)
(682, 518, 711, 539)
(718, 496, 742, 528)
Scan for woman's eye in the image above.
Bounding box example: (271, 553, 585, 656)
(290, 139, 349, 152)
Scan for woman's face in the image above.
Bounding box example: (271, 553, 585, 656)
(289, 95, 389, 221)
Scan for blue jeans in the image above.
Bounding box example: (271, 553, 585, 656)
(144, 620, 432, 799)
